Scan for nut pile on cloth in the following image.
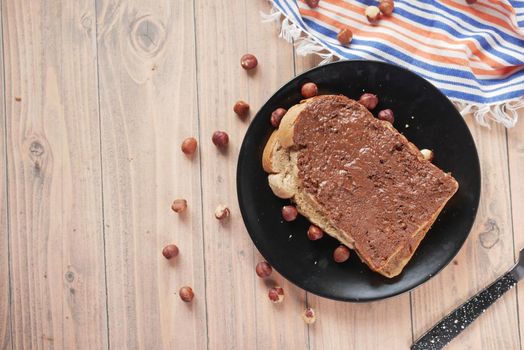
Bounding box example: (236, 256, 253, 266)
(263, 0, 524, 127)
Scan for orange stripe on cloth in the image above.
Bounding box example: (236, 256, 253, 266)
(301, 7, 516, 76)
(309, 0, 514, 71)
(441, 0, 516, 32)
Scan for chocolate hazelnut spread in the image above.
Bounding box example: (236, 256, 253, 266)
(293, 95, 458, 270)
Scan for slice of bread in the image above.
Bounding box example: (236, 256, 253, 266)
(263, 95, 458, 278)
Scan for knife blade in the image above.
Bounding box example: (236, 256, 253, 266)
(411, 249, 524, 350)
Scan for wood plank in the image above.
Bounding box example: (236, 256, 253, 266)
(294, 55, 413, 350)
(194, 1, 309, 348)
(507, 108, 524, 349)
(0, 1, 12, 348)
(2, 0, 108, 348)
(95, 1, 207, 348)
(412, 120, 520, 350)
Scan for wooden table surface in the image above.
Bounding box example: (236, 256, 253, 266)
(1, 1, 524, 349)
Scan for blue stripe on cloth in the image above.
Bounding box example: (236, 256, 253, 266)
(272, 0, 524, 105)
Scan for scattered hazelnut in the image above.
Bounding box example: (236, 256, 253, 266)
(214, 204, 230, 220)
(307, 225, 324, 240)
(282, 205, 298, 222)
(240, 53, 258, 70)
(212, 131, 229, 147)
(377, 109, 394, 124)
(302, 307, 316, 324)
(179, 286, 194, 302)
(305, 0, 320, 8)
(14, 96, 21, 102)
(301, 82, 318, 98)
(233, 100, 250, 118)
(365, 5, 381, 23)
(162, 244, 179, 259)
(358, 93, 379, 110)
(271, 108, 287, 128)
(171, 199, 187, 213)
(306, 0, 320, 9)
(333, 245, 350, 263)
(420, 149, 434, 162)
(466, 0, 477, 4)
(268, 286, 285, 303)
(255, 261, 273, 278)
(181, 137, 198, 156)
(379, 0, 394, 16)
(337, 26, 353, 46)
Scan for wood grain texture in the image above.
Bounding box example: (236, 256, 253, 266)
(294, 56, 413, 350)
(96, 0, 207, 348)
(411, 120, 520, 350)
(507, 109, 524, 348)
(2, 0, 108, 349)
(0, 2, 12, 348)
(194, 1, 309, 349)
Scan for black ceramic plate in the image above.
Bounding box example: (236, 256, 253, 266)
(237, 60, 481, 302)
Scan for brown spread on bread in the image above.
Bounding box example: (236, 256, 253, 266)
(263, 95, 459, 278)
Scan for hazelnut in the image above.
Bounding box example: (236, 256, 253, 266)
(282, 205, 298, 222)
(358, 93, 379, 110)
(420, 149, 434, 162)
(365, 5, 381, 23)
(271, 108, 287, 128)
(179, 286, 194, 302)
(181, 137, 198, 156)
(233, 100, 250, 118)
(466, 0, 477, 3)
(305, 0, 320, 8)
(302, 307, 316, 324)
(377, 109, 394, 124)
(240, 53, 258, 70)
(268, 286, 284, 303)
(379, 0, 394, 16)
(301, 82, 318, 98)
(333, 245, 350, 263)
(162, 244, 179, 259)
(212, 131, 229, 147)
(337, 26, 353, 46)
(307, 225, 324, 240)
(171, 199, 187, 213)
(255, 261, 273, 278)
(214, 204, 230, 220)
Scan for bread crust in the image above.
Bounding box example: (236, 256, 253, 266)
(263, 96, 458, 278)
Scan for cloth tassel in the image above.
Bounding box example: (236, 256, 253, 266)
(261, 2, 523, 128)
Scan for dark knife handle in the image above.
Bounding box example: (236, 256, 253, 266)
(411, 272, 518, 350)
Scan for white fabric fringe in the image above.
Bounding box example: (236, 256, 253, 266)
(261, 3, 522, 127)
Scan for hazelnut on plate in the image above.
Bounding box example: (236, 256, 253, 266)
(377, 109, 394, 124)
(359, 93, 378, 110)
(301, 82, 318, 98)
(333, 245, 350, 263)
(420, 149, 434, 162)
(282, 205, 298, 222)
(271, 108, 287, 128)
(307, 225, 324, 240)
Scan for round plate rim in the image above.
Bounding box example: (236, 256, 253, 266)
(236, 59, 481, 302)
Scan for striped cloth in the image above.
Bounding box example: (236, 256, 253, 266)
(267, 0, 524, 126)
